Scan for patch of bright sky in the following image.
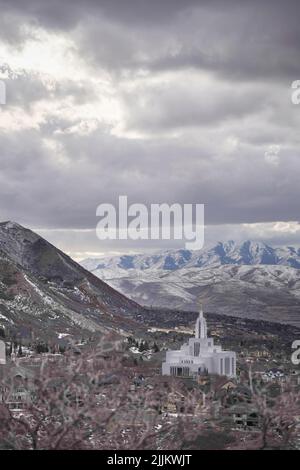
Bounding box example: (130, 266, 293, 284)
(0, 27, 86, 80)
(0, 27, 124, 133)
(242, 221, 300, 236)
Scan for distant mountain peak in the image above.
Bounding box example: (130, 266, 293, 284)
(80, 240, 300, 328)
(81, 240, 300, 272)
(0, 220, 26, 229)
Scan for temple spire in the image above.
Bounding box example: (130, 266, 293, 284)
(195, 302, 207, 339)
(199, 302, 204, 317)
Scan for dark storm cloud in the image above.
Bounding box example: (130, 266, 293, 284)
(0, 0, 200, 29)
(64, 0, 300, 84)
(1, 0, 300, 79)
(0, 0, 300, 253)
(119, 79, 274, 132)
(1, 121, 300, 230)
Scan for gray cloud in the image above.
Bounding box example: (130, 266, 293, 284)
(119, 79, 275, 131)
(0, 0, 300, 255)
(1, 0, 300, 80)
(0, 121, 299, 229)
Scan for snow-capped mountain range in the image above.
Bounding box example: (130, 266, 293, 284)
(81, 241, 300, 326)
(82, 241, 300, 272)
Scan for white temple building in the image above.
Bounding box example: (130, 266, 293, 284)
(162, 306, 236, 378)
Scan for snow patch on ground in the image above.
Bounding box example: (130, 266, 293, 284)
(23, 274, 57, 307)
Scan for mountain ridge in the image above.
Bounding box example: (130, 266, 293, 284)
(81, 240, 300, 327)
(81, 240, 300, 273)
(0, 221, 145, 341)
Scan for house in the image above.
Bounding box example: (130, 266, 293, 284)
(0, 339, 37, 410)
(262, 368, 285, 382)
(214, 377, 237, 396)
(0, 363, 35, 410)
(224, 404, 260, 429)
(162, 390, 206, 415)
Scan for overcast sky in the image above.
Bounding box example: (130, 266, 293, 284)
(0, 0, 300, 259)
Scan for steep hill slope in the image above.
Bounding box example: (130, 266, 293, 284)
(0, 221, 144, 341)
